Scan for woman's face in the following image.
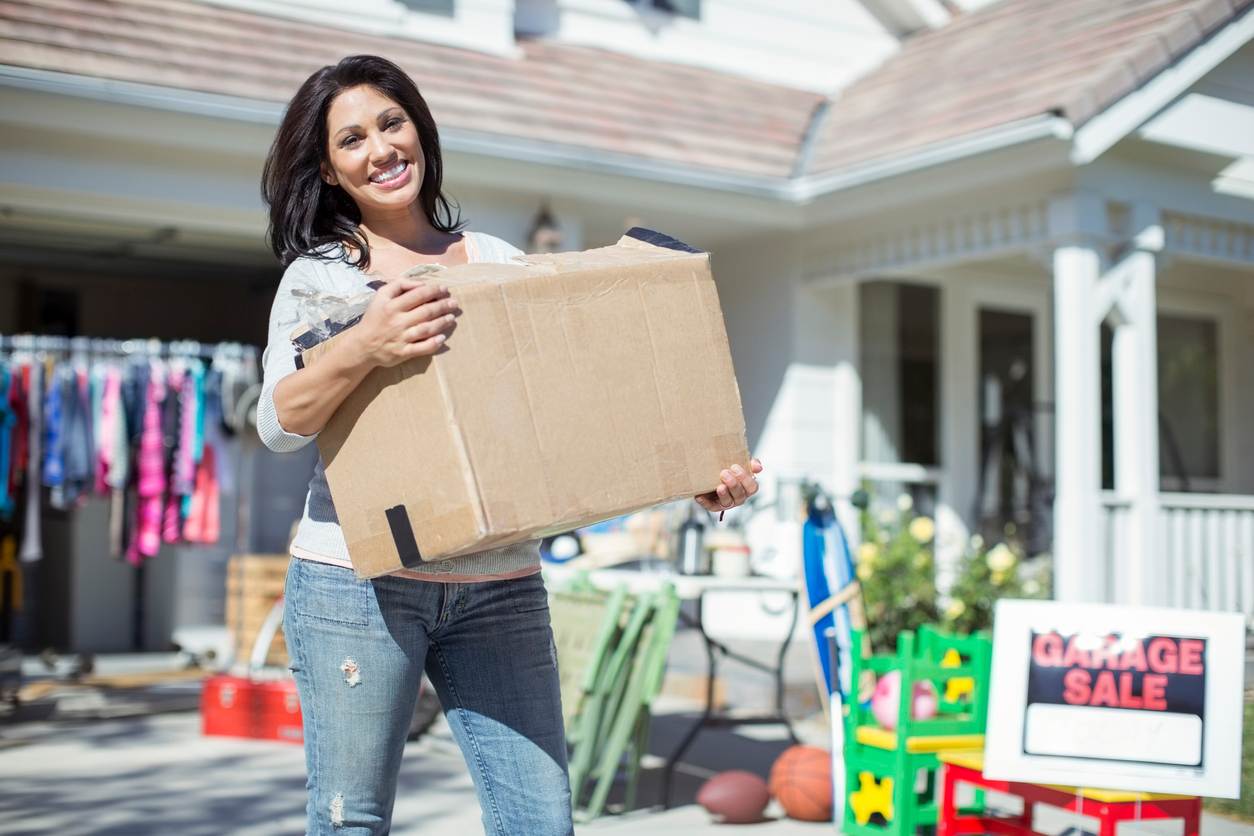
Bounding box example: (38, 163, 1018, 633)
(321, 84, 424, 216)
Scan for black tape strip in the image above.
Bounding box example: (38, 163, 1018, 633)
(385, 505, 423, 567)
(624, 227, 704, 254)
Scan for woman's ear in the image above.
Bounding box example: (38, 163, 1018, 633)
(320, 162, 338, 187)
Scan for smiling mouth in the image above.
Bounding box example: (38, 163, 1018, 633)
(370, 161, 409, 185)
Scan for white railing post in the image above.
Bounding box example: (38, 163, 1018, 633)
(1050, 193, 1106, 602)
(1111, 204, 1163, 606)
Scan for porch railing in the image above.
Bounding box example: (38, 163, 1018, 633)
(1100, 491, 1254, 624)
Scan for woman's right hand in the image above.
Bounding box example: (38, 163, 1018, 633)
(351, 278, 460, 368)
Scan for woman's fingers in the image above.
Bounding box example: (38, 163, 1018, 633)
(694, 492, 720, 513)
(719, 469, 747, 506)
(402, 332, 449, 358)
(398, 296, 460, 330)
(390, 281, 448, 312)
(403, 315, 456, 344)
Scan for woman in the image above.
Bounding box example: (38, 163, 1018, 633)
(259, 54, 761, 835)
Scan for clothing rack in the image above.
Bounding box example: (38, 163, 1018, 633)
(0, 333, 259, 652)
(0, 334, 255, 361)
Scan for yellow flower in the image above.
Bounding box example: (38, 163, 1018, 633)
(857, 562, 874, 581)
(908, 516, 935, 543)
(857, 542, 879, 565)
(991, 569, 1008, 585)
(986, 543, 1016, 573)
(945, 600, 966, 619)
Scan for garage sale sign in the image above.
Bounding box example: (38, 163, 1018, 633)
(984, 600, 1245, 798)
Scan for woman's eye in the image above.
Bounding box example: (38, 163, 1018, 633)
(341, 135, 360, 148)
(386, 118, 404, 130)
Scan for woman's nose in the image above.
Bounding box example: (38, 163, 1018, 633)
(366, 132, 394, 163)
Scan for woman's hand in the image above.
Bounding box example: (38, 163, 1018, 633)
(349, 278, 461, 368)
(695, 457, 763, 514)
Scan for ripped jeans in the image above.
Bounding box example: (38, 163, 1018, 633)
(283, 558, 573, 836)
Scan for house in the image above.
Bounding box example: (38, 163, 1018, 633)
(0, 0, 1250, 651)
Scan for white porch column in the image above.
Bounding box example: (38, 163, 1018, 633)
(938, 280, 977, 597)
(1050, 194, 1106, 602)
(1110, 204, 1162, 605)
(830, 283, 862, 541)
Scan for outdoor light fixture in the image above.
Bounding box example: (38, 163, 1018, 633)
(526, 203, 563, 253)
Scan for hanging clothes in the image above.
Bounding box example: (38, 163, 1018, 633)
(129, 366, 167, 564)
(0, 535, 20, 617)
(0, 364, 13, 517)
(60, 365, 94, 507)
(42, 364, 64, 505)
(4, 364, 28, 520)
(19, 360, 43, 563)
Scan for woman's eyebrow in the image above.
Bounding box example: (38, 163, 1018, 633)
(332, 124, 361, 140)
(376, 107, 404, 121)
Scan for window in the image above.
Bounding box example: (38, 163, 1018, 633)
(1100, 314, 1220, 489)
(859, 281, 940, 467)
(400, 0, 454, 16)
(629, 0, 701, 20)
(1158, 315, 1219, 483)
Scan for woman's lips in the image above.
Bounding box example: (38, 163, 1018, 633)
(370, 162, 412, 191)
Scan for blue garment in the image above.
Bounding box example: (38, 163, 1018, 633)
(60, 368, 93, 506)
(0, 364, 12, 517)
(42, 366, 63, 490)
(282, 560, 572, 836)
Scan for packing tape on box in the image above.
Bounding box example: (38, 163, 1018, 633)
(384, 504, 423, 567)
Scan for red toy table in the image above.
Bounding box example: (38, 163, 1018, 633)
(937, 751, 1201, 836)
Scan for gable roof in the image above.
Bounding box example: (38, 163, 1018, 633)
(810, 0, 1254, 174)
(0, 0, 1250, 189)
(0, 0, 821, 180)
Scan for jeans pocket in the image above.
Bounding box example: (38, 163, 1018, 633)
(507, 572, 551, 614)
(289, 558, 372, 627)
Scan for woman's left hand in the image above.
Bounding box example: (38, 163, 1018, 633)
(695, 458, 763, 514)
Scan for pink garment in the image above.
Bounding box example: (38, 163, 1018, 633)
(95, 369, 121, 495)
(128, 370, 166, 565)
(173, 370, 197, 498)
(183, 444, 219, 544)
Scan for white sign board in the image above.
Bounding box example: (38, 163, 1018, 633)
(985, 600, 1245, 798)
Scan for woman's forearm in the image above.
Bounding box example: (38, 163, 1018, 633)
(273, 331, 375, 437)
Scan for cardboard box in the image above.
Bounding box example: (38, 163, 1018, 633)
(302, 229, 749, 578)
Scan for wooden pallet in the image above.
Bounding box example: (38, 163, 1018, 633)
(226, 554, 290, 669)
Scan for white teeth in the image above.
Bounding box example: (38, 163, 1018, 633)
(371, 162, 407, 183)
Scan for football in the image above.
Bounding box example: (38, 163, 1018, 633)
(696, 770, 771, 824)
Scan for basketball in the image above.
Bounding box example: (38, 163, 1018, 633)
(696, 770, 771, 824)
(768, 745, 833, 822)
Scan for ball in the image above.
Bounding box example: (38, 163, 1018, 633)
(870, 669, 939, 730)
(697, 770, 771, 824)
(768, 745, 833, 822)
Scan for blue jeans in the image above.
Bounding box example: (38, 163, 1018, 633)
(283, 558, 573, 835)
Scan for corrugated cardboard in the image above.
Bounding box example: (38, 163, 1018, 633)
(301, 229, 749, 578)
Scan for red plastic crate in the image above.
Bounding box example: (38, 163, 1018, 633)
(201, 674, 304, 744)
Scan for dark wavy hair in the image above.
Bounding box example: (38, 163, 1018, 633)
(261, 54, 464, 268)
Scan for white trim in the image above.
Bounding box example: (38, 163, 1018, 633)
(792, 116, 1074, 201)
(1070, 8, 1254, 165)
(1160, 492, 1254, 512)
(804, 199, 1053, 284)
(857, 461, 943, 485)
(1163, 211, 1254, 269)
(0, 65, 1075, 203)
(0, 65, 284, 124)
